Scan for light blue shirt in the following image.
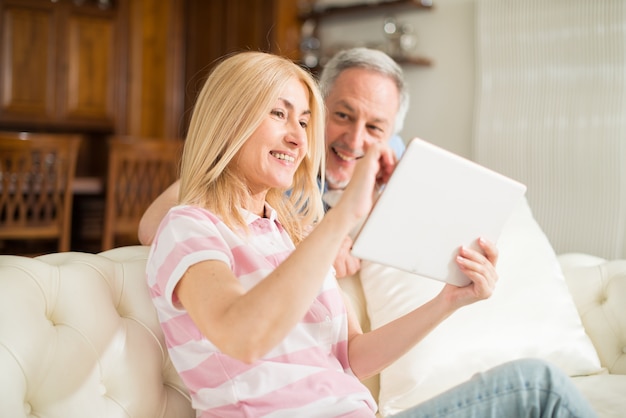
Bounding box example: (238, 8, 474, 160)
(389, 134, 406, 158)
(320, 135, 405, 211)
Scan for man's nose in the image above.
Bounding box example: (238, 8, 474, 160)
(345, 123, 371, 150)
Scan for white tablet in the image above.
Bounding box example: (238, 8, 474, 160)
(351, 137, 527, 287)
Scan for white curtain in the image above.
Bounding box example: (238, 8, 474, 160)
(473, 0, 626, 259)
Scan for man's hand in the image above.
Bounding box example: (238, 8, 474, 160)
(333, 236, 361, 278)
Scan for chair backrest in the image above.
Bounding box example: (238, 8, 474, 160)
(102, 136, 183, 250)
(0, 132, 81, 253)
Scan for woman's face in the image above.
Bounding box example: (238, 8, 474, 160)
(235, 77, 311, 196)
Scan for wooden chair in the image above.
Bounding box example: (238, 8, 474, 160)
(0, 132, 81, 254)
(101, 136, 183, 251)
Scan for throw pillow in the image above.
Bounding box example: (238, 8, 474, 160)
(360, 197, 603, 416)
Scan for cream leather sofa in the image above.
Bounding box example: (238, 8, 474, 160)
(1, 245, 625, 417)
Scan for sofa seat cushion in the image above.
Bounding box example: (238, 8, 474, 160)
(572, 374, 626, 418)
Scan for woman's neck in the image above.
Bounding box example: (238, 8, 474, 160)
(248, 193, 267, 218)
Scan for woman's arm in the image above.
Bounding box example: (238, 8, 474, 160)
(138, 180, 180, 245)
(175, 143, 396, 364)
(346, 238, 499, 380)
(176, 205, 359, 363)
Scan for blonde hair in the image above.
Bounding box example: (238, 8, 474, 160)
(179, 51, 325, 244)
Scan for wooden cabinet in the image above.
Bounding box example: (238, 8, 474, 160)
(0, 0, 300, 136)
(0, 0, 121, 131)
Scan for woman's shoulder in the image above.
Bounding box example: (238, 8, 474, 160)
(157, 205, 224, 237)
(166, 204, 219, 222)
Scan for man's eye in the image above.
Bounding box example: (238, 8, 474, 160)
(367, 124, 383, 134)
(335, 112, 349, 120)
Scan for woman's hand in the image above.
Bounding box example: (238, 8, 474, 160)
(440, 237, 499, 309)
(333, 142, 396, 227)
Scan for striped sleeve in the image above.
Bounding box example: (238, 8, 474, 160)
(147, 205, 233, 310)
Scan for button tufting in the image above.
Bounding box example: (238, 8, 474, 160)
(622, 346, 626, 354)
(24, 402, 31, 414)
(99, 383, 107, 395)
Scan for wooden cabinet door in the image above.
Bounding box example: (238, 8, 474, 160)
(60, 5, 116, 125)
(0, 0, 57, 123)
(0, 0, 120, 130)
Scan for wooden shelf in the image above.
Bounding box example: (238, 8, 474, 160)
(394, 55, 433, 67)
(299, 0, 434, 70)
(299, 0, 433, 21)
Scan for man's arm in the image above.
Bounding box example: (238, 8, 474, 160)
(138, 180, 180, 245)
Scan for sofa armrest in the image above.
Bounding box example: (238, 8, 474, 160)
(0, 246, 194, 418)
(558, 253, 626, 375)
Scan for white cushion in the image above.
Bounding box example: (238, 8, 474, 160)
(360, 197, 603, 416)
(572, 374, 626, 418)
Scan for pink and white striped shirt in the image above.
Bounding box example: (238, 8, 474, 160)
(146, 204, 377, 417)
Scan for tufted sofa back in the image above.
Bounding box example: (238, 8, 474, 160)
(2, 245, 624, 417)
(0, 246, 194, 418)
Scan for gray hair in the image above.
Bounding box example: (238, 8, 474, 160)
(319, 47, 409, 135)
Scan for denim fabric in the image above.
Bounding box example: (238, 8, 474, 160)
(391, 359, 597, 418)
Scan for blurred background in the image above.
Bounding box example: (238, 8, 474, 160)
(1, 0, 624, 260)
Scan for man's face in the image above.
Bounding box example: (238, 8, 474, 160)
(324, 67, 400, 189)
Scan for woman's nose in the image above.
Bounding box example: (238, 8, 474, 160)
(287, 119, 307, 147)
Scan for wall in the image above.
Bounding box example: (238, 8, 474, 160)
(317, 0, 626, 259)
(472, 0, 626, 259)
(316, 0, 477, 157)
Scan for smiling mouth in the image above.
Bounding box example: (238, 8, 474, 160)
(270, 151, 295, 163)
(332, 146, 364, 162)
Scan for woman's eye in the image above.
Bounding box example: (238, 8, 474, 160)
(271, 109, 286, 119)
(299, 120, 308, 129)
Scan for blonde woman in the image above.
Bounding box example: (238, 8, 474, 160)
(146, 52, 595, 417)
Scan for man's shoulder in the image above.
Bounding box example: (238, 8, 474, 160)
(389, 135, 406, 158)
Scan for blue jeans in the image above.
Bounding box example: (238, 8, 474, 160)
(390, 358, 597, 418)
